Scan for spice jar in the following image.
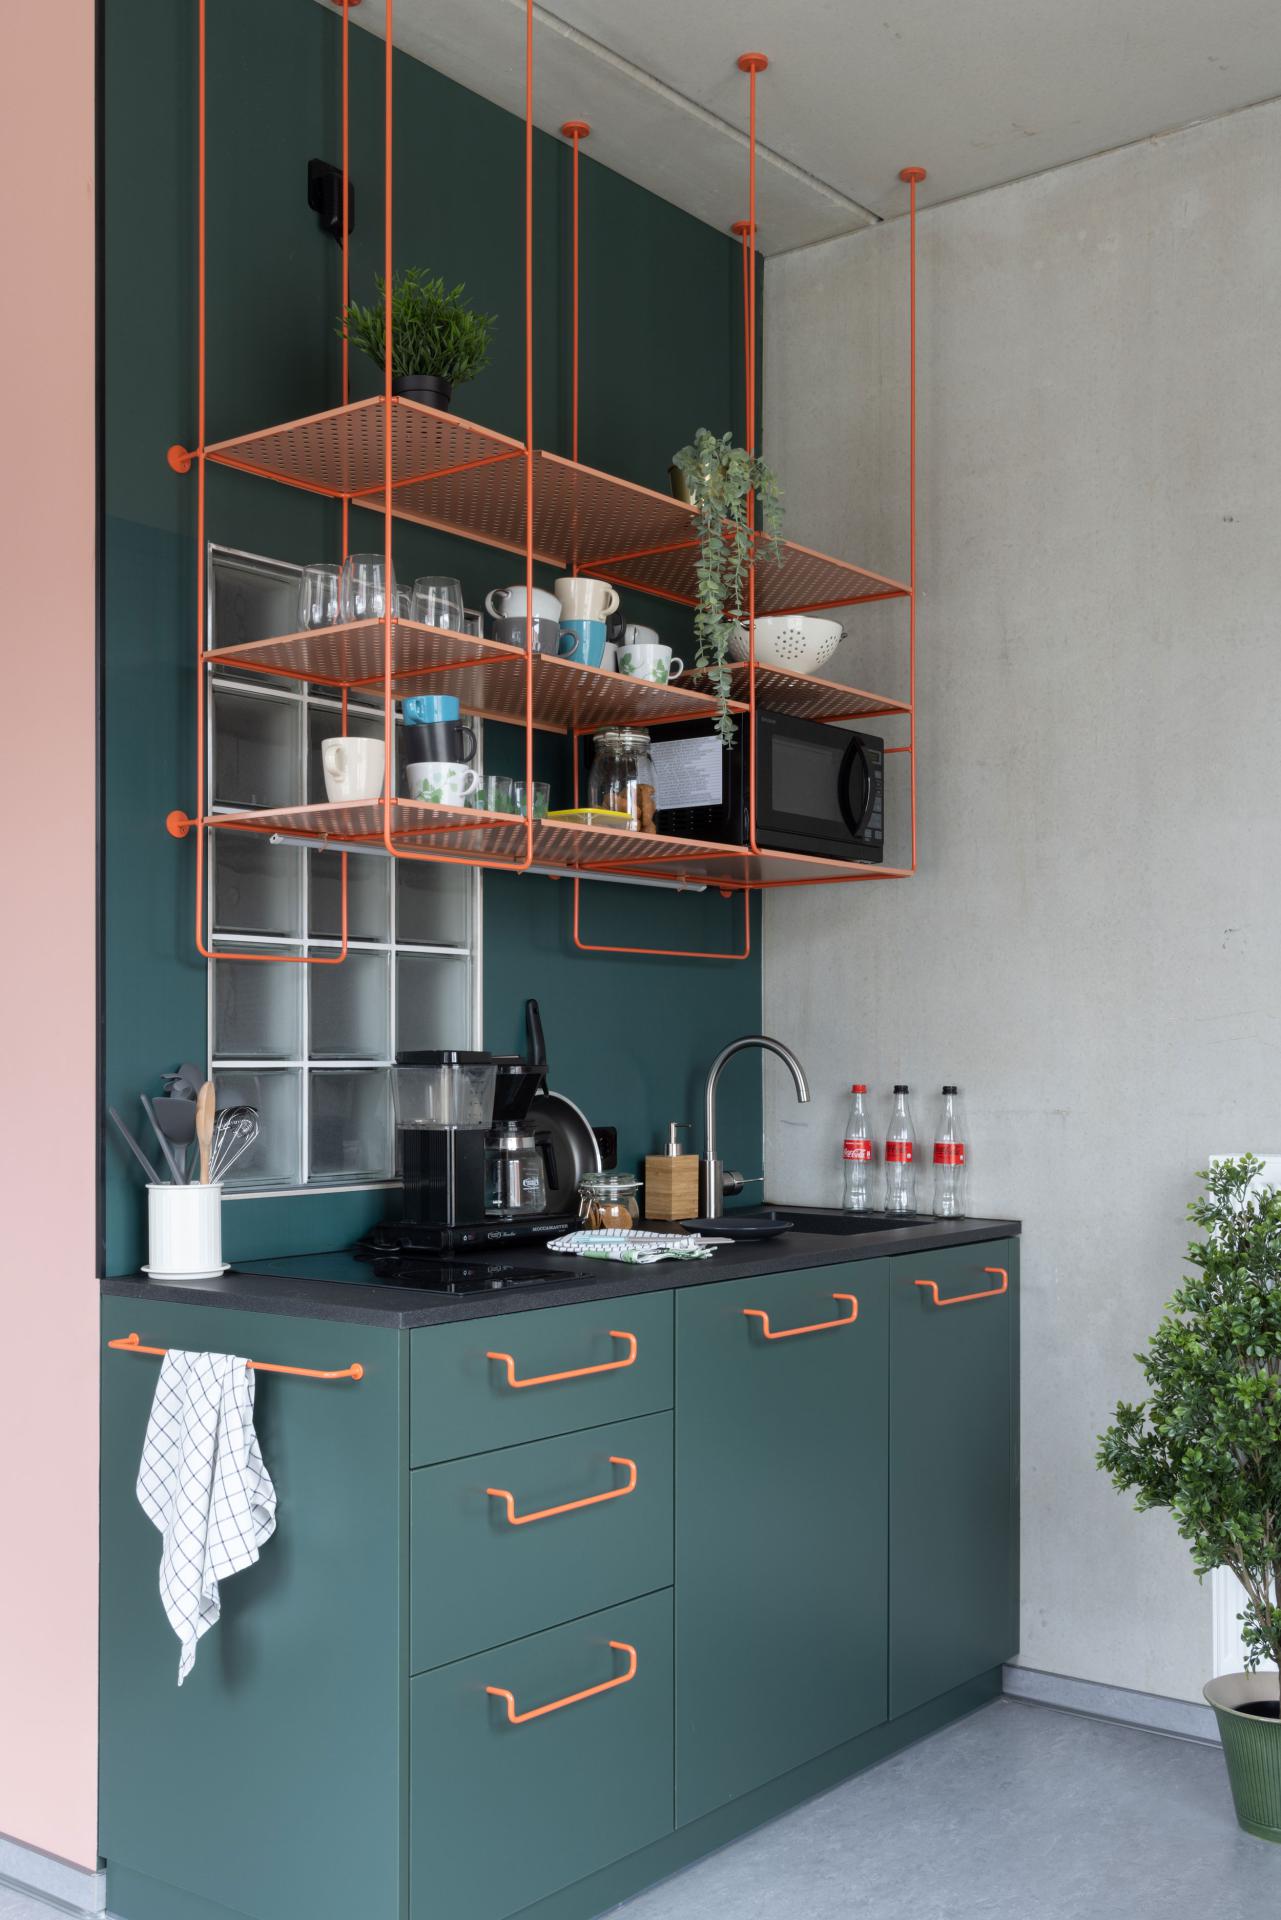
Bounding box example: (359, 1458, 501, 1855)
(577, 1172, 642, 1229)
(587, 728, 658, 834)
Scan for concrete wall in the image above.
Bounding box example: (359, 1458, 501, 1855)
(0, 0, 100, 1869)
(762, 100, 1281, 1704)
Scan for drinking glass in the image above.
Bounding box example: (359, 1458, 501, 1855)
(475, 774, 515, 814)
(461, 608, 484, 638)
(395, 586, 413, 620)
(298, 564, 339, 631)
(511, 780, 550, 819)
(412, 575, 465, 632)
(340, 553, 395, 622)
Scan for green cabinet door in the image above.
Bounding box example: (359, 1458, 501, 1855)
(675, 1262, 889, 1826)
(889, 1237, 1019, 1719)
(410, 1591, 674, 1920)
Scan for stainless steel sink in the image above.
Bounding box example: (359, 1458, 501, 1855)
(753, 1206, 933, 1235)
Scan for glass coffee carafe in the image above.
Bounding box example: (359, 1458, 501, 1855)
(485, 1124, 548, 1217)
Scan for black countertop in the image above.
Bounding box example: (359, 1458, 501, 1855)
(101, 1209, 1021, 1330)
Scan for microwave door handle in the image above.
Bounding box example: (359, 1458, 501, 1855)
(837, 736, 871, 838)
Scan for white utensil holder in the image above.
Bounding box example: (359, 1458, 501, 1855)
(147, 1182, 224, 1277)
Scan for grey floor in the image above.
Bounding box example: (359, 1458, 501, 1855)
(4, 1699, 1279, 1920)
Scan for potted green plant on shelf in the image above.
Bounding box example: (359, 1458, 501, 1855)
(339, 268, 495, 412)
(671, 428, 783, 745)
(1098, 1155, 1281, 1842)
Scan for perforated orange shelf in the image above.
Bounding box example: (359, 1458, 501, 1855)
(205, 399, 909, 617)
(205, 800, 908, 888)
(682, 661, 910, 724)
(210, 618, 736, 731)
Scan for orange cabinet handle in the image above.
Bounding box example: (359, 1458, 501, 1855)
(486, 1640, 638, 1725)
(486, 1329, 637, 1389)
(487, 1456, 638, 1527)
(742, 1292, 859, 1339)
(914, 1265, 1009, 1307)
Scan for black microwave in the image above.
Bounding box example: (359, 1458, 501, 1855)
(650, 709, 885, 862)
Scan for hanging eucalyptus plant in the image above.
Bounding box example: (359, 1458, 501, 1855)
(671, 429, 783, 744)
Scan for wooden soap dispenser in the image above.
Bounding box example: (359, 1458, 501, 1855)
(644, 1122, 700, 1221)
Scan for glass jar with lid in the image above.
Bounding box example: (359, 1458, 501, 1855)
(587, 729, 657, 834)
(577, 1171, 642, 1229)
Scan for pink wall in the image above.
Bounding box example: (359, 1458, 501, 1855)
(0, 0, 100, 1871)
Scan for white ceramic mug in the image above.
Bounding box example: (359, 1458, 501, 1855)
(601, 641, 618, 672)
(619, 623, 659, 649)
(615, 640, 685, 685)
(321, 736, 386, 803)
(555, 575, 620, 621)
(485, 585, 562, 623)
(406, 760, 483, 806)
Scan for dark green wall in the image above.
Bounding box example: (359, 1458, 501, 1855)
(103, 0, 762, 1275)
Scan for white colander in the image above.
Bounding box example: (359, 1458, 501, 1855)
(728, 615, 845, 675)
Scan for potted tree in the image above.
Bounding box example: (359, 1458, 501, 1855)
(339, 268, 495, 412)
(1098, 1155, 1281, 1841)
(670, 429, 783, 745)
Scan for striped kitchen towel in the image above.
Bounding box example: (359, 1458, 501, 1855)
(136, 1349, 277, 1684)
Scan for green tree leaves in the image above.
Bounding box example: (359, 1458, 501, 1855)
(1097, 1157, 1281, 1693)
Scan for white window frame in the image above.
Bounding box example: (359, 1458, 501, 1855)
(205, 543, 483, 1198)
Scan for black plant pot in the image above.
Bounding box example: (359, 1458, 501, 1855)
(392, 373, 454, 412)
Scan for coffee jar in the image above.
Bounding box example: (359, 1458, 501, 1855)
(577, 1172, 642, 1229)
(587, 728, 657, 834)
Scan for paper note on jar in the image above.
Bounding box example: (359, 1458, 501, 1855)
(650, 736, 723, 811)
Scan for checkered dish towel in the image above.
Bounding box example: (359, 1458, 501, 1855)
(136, 1350, 277, 1684)
(547, 1230, 713, 1264)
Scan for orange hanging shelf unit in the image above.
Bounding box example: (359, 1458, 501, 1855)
(166, 0, 922, 962)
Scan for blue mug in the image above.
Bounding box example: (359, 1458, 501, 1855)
(558, 617, 607, 667)
(403, 694, 460, 724)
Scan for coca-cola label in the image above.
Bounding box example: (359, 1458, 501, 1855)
(933, 1143, 966, 1166)
(885, 1141, 913, 1164)
(843, 1139, 873, 1163)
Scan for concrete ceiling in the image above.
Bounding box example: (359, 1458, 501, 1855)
(323, 0, 1281, 251)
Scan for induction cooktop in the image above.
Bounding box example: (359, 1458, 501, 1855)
(233, 1249, 591, 1294)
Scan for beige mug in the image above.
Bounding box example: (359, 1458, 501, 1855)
(555, 575, 620, 621)
(321, 736, 385, 803)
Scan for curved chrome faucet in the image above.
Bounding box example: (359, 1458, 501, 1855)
(701, 1034, 811, 1219)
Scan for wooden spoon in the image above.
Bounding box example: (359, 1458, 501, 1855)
(195, 1081, 216, 1185)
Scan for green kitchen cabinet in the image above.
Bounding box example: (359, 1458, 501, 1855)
(410, 1292, 674, 1465)
(99, 1300, 407, 1920)
(674, 1263, 890, 1825)
(410, 1413, 674, 1672)
(888, 1237, 1020, 1719)
(410, 1591, 674, 1920)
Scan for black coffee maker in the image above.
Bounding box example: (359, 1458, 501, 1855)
(378, 1038, 577, 1255)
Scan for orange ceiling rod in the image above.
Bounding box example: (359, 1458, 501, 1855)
(899, 164, 925, 876)
(742, 1292, 859, 1339)
(487, 1642, 638, 1725)
(914, 1266, 1008, 1308)
(561, 121, 590, 465)
(108, 1333, 364, 1382)
(487, 1456, 637, 1527)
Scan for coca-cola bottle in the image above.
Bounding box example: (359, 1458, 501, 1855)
(932, 1085, 967, 1218)
(842, 1084, 872, 1212)
(884, 1085, 916, 1214)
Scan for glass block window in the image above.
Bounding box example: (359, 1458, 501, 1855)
(206, 547, 480, 1192)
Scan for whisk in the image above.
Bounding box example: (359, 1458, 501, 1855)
(209, 1105, 259, 1184)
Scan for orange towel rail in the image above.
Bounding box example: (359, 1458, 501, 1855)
(742, 1293, 859, 1339)
(487, 1641, 638, 1725)
(913, 1266, 1009, 1308)
(107, 1332, 364, 1381)
(486, 1330, 638, 1389)
(487, 1456, 638, 1528)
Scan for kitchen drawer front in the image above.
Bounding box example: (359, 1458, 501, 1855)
(410, 1591, 674, 1920)
(410, 1291, 673, 1466)
(410, 1412, 674, 1672)
(889, 1237, 1018, 1718)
